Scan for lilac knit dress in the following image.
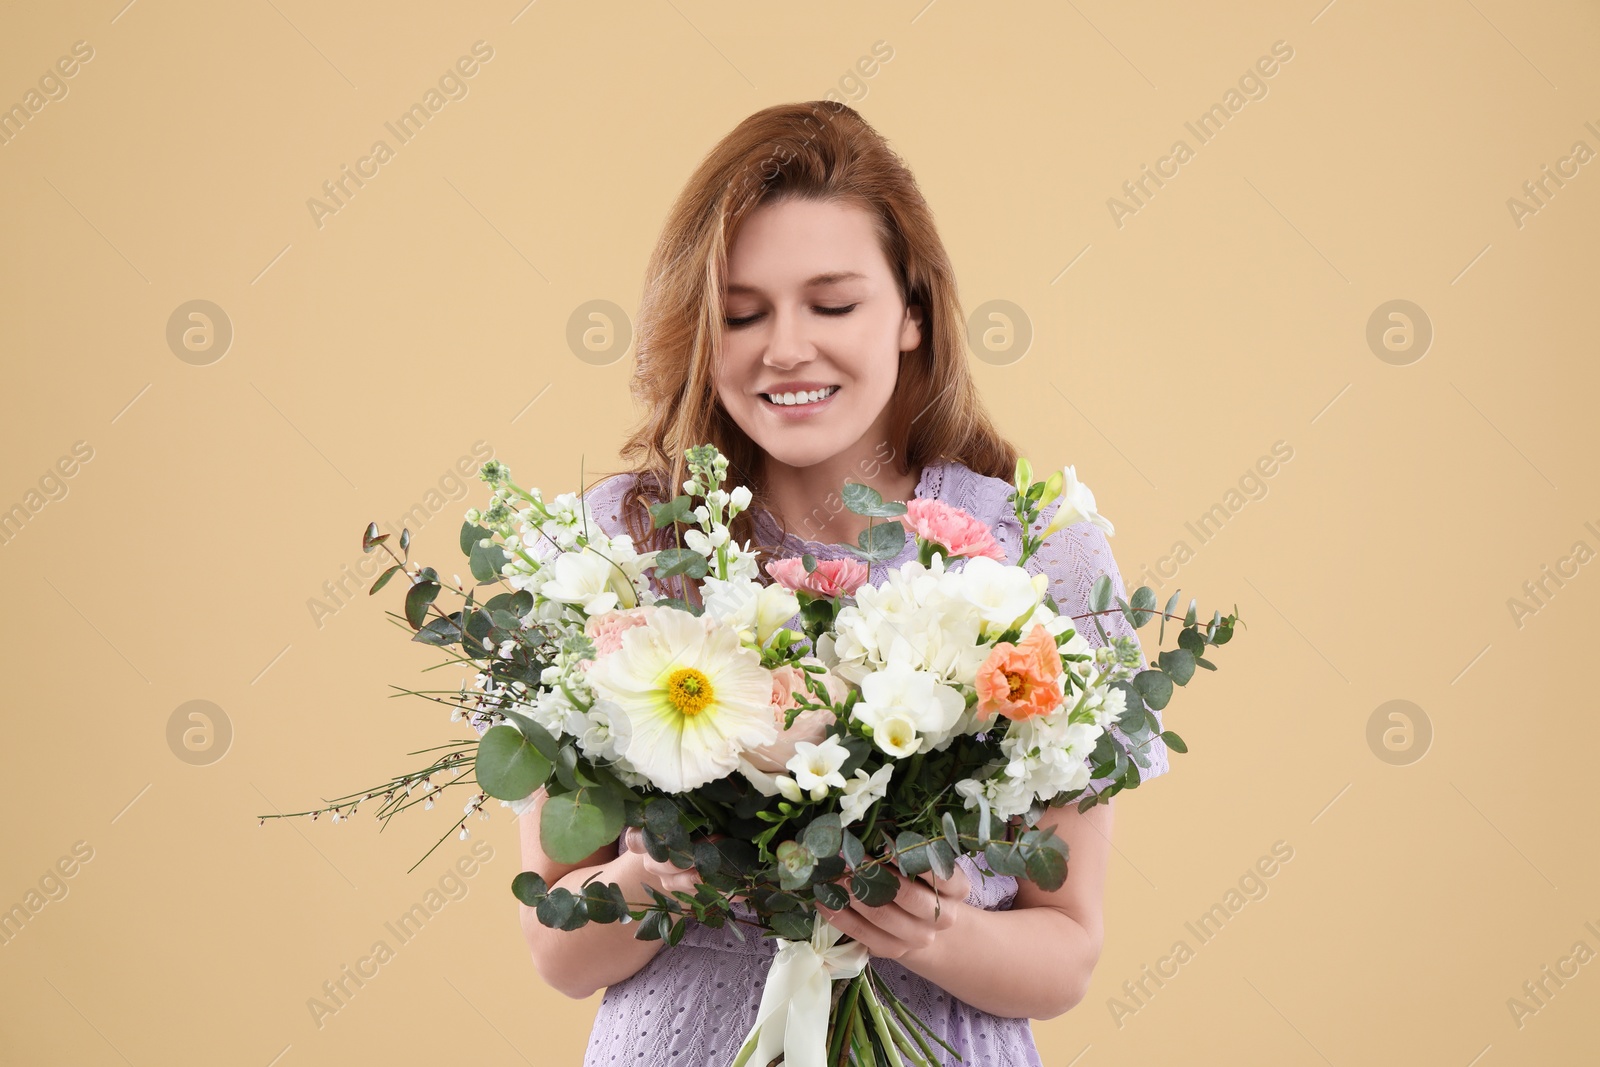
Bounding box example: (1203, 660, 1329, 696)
(570, 459, 1169, 1066)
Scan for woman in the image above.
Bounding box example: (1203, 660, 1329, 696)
(519, 100, 1168, 1065)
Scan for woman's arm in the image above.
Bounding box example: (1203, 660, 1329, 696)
(818, 798, 1114, 1020)
(518, 786, 671, 999)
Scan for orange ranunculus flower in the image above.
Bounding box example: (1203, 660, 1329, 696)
(974, 623, 1065, 723)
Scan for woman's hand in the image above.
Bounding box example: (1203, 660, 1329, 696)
(814, 863, 972, 962)
(621, 826, 708, 895)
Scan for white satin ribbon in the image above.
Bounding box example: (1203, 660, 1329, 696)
(734, 912, 869, 1067)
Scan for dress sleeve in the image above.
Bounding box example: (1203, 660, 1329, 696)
(581, 472, 638, 541)
(1015, 499, 1171, 787)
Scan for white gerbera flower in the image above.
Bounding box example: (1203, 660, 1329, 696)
(583, 607, 777, 792)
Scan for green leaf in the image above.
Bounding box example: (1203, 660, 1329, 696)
(1133, 668, 1174, 711)
(895, 831, 931, 877)
(855, 520, 907, 562)
(403, 581, 440, 629)
(1115, 682, 1149, 734)
(536, 887, 588, 931)
(540, 788, 625, 864)
(941, 811, 962, 856)
(1177, 627, 1206, 655)
(582, 882, 625, 923)
(769, 909, 815, 941)
(841, 829, 865, 869)
(1160, 730, 1188, 754)
(1129, 585, 1157, 627)
(925, 838, 956, 880)
(647, 495, 694, 529)
(814, 881, 850, 910)
(803, 813, 842, 860)
(983, 840, 1028, 878)
(510, 870, 548, 907)
(496, 708, 562, 762)
(413, 611, 466, 647)
(692, 839, 723, 878)
(653, 547, 710, 580)
(460, 520, 488, 555)
(841, 481, 909, 518)
(362, 522, 387, 551)
(850, 862, 900, 907)
(476, 724, 552, 801)
(1023, 843, 1068, 890)
(470, 539, 508, 583)
(369, 564, 402, 595)
(1089, 574, 1113, 613)
(1157, 648, 1196, 686)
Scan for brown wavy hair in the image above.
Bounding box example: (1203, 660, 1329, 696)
(590, 99, 1019, 598)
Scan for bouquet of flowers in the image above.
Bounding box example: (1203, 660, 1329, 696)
(263, 444, 1239, 1066)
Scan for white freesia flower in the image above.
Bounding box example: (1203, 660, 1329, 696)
(1041, 465, 1114, 539)
(540, 546, 639, 614)
(852, 657, 966, 756)
(954, 556, 1046, 634)
(785, 735, 850, 800)
(839, 764, 894, 827)
(701, 576, 801, 647)
(583, 607, 777, 792)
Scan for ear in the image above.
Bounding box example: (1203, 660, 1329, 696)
(899, 304, 925, 354)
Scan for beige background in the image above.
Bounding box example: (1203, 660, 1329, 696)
(2, 0, 1596, 1063)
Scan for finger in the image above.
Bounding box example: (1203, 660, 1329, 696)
(916, 866, 972, 900)
(817, 903, 903, 958)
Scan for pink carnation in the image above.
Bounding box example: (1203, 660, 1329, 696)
(898, 498, 1005, 561)
(765, 556, 871, 597)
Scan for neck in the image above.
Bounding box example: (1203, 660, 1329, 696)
(760, 448, 922, 548)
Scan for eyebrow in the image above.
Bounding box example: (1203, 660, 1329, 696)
(725, 271, 867, 295)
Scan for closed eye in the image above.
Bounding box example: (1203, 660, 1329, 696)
(724, 304, 859, 328)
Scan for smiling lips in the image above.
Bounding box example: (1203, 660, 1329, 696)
(761, 384, 840, 408)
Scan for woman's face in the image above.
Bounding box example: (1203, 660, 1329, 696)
(714, 197, 923, 471)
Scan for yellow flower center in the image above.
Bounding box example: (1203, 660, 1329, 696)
(1007, 672, 1028, 697)
(666, 667, 715, 717)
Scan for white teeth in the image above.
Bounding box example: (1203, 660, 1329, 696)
(764, 385, 838, 406)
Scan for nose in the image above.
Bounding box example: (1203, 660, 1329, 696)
(762, 304, 815, 371)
